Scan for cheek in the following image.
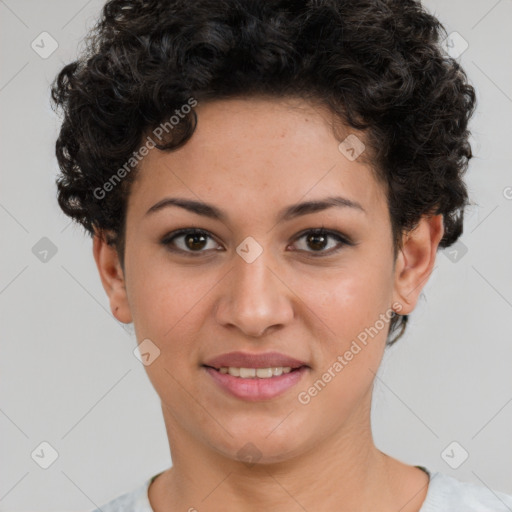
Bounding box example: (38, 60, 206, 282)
(297, 259, 393, 343)
(126, 260, 227, 380)
(126, 250, 204, 333)
(294, 260, 393, 395)
(126, 267, 208, 411)
(295, 272, 390, 427)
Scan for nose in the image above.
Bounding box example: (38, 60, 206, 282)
(214, 247, 295, 338)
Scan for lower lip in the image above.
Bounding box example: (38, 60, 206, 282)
(203, 366, 308, 401)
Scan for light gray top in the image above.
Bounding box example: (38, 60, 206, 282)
(90, 467, 512, 512)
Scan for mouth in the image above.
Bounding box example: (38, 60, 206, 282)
(202, 350, 310, 372)
(202, 364, 307, 379)
(201, 351, 310, 401)
(201, 364, 309, 401)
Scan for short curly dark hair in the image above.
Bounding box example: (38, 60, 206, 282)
(51, 0, 477, 346)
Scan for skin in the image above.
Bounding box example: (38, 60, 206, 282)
(93, 97, 443, 512)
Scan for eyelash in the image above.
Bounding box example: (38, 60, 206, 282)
(160, 228, 354, 258)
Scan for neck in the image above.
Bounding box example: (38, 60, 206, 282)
(149, 393, 415, 512)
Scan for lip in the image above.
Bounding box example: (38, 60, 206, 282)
(203, 365, 309, 401)
(202, 351, 309, 370)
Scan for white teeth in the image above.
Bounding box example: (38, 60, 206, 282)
(227, 367, 240, 377)
(239, 367, 256, 378)
(220, 366, 294, 378)
(256, 368, 273, 378)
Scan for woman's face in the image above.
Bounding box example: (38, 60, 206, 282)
(98, 97, 437, 464)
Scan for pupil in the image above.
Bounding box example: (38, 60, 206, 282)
(308, 233, 327, 251)
(186, 233, 207, 250)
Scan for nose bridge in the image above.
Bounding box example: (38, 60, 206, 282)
(215, 238, 293, 336)
(234, 246, 272, 297)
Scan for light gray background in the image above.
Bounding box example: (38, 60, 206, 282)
(1, 0, 511, 510)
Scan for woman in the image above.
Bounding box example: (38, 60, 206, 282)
(51, 0, 512, 510)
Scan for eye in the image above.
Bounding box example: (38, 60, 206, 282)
(161, 228, 222, 256)
(290, 228, 353, 256)
(161, 227, 353, 257)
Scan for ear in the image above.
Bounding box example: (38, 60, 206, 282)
(392, 214, 444, 314)
(92, 230, 132, 324)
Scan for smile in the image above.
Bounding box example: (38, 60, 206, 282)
(203, 365, 308, 401)
(214, 366, 294, 378)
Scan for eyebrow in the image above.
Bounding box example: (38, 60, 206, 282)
(145, 195, 366, 222)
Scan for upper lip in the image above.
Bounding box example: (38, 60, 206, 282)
(203, 351, 309, 369)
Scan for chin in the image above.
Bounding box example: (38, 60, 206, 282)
(210, 430, 309, 467)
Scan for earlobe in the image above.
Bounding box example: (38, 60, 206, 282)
(392, 214, 444, 315)
(92, 230, 133, 324)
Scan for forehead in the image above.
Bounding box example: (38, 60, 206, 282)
(128, 97, 387, 224)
